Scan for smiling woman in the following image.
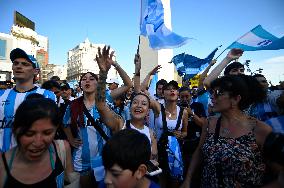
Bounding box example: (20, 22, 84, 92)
(0, 97, 74, 188)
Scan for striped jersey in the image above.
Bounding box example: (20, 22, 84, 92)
(63, 104, 111, 181)
(0, 87, 56, 152)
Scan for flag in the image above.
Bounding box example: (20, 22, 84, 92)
(140, 0, 189, 50)
(148, 73, 158, 97)
(227, 25, 284, 51)
(171, 48, 218, 80)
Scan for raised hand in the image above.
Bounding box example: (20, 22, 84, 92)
(149, 65, 162, 75)
(134, 54, 141, 73)
(96, 45, 115, 73)
(226, 48, 244, 61)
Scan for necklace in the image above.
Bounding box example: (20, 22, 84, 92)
(165, 110, 176, 118)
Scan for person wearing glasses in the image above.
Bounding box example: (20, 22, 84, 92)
(0, 48, 56, 153)
(181, 75, 279, 188)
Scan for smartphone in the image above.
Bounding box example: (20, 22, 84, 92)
(146, 161, 162, 176)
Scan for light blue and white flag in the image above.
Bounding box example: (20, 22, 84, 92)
(227, 25, 284, 51)
(170, 48, 218, 80)
(148, 73, 158, 97)
(140, 0, 189, 50)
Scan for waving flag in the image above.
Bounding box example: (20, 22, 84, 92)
(227, 25, 284, 51)
(140, 0, 189, 50)
(148, 73, 158, 97)
(171, 48, 218, 80)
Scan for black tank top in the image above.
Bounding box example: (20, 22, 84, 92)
(2, 142, 65, 188)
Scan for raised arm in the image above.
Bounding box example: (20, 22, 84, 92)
(110, 60, 133, 100)
(96, 46, 124, 132)
(203, 48, 243, 89)
(141, 65, 162, 91)
(133, 53, 141, 93)
(198, 59, 216, 90)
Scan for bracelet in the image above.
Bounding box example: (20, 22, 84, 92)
(113, 62, 119, 68)
(99, 71, 107, 80)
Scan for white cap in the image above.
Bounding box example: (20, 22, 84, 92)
(107, 78, 119, 85)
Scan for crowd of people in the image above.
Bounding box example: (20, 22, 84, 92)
(0, 46, 283, 188)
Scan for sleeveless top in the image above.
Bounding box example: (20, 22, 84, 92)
(201, 131, 265, 188)
(154, 106, 183, 140)
(2, 142, 65, 188)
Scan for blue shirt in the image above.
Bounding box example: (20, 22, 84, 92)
(0, 87, 56, 152)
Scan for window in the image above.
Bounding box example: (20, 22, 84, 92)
(0, 39, 7, 60)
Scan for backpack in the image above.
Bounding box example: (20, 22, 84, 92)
(157, 104, 184, 180)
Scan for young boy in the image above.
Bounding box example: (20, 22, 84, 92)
(101, 129, 160, 188)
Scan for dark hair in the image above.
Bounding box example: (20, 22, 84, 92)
(179, 86, 191, 93)
(50, 76, 60, 81)
(102, 129, 151, 172)
(224, 62, 244, 75)
(210, 75, 266, 110)
(162, 80, 179, 92)
(130, 92, 151, 108)
(41, 80, 61, 90)
(13, 98, 60, 144)
(253, 73, 265, 79)
(79, 72, 98, 89)
(156, 79, 167, 89)
(26, 93, 45, 100)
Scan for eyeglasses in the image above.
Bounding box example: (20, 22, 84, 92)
(12, 61, 32, 67)
(209, 89, 226, 97)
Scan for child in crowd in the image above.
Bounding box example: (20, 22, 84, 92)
(100, 129, 160, 188)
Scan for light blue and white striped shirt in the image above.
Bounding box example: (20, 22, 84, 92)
(0, 87, 56, 152)
(63, 104, 111, 181)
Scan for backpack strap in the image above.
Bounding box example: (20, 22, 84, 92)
(174, 107, 184, 131)
(83, 104, 109, 141)
(126, 120, 131, 129)
(118, 106, 124, 116)
(160, 104, 168, 133)
(214, 116, 222, 144)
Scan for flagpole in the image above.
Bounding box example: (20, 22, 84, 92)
(137, 0, 143, 55)
(215, 47, 226, 59)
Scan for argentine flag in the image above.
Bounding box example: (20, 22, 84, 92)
(227, 25, 284, 51)
(171, 48, 218, 80)
(140, 0, 189, 50)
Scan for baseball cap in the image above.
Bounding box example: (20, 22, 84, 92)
(107, 78, 119, 85)
(10, 48, 40, 69)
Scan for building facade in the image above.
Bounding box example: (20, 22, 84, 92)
(66, 38, 118, 81)
(0, 33, 14, 81)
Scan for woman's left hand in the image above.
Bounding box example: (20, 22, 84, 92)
(173, 130, 183, 139)
(96, 45, 115, 73)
